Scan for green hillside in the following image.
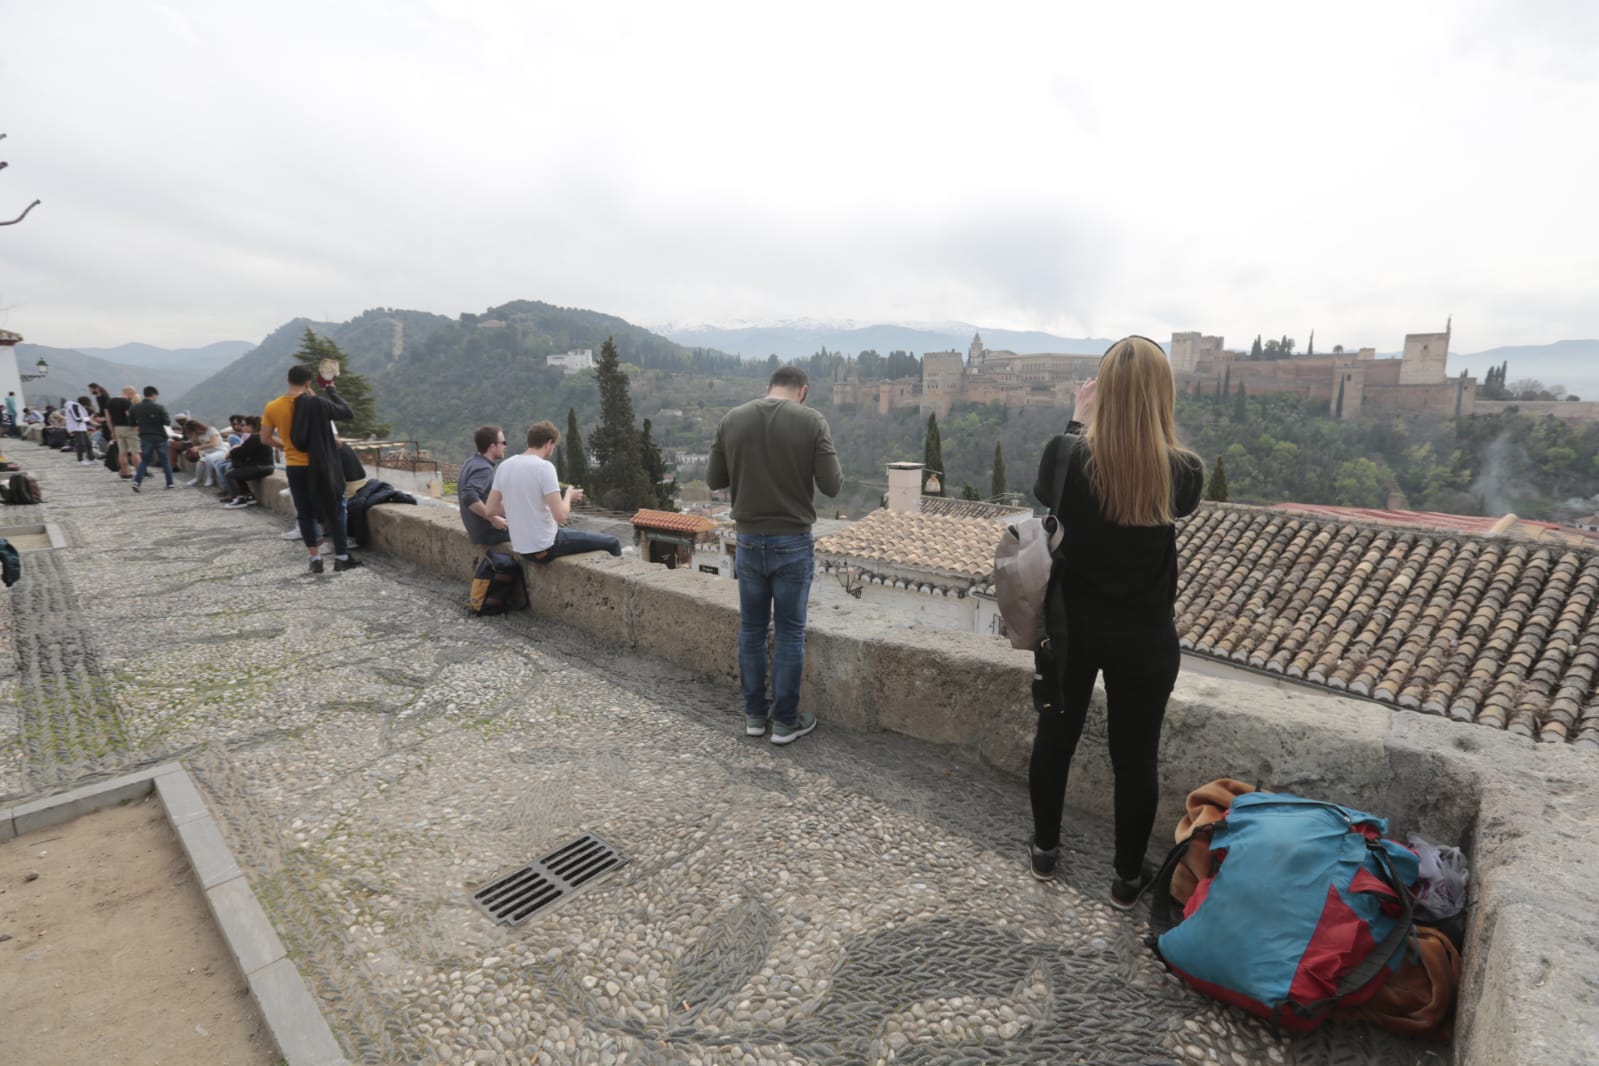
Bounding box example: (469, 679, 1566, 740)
(174, 301, 751, 454)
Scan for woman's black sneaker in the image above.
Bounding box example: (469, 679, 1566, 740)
(1029, 839, 1060, 881)
(1109, 861, 1156, 909)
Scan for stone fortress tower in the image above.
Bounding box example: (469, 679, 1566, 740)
(1172, 320, 1473, 421)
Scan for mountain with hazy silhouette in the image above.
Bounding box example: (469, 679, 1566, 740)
(75, 339, 254, 373)
(14, 343, 210, 407)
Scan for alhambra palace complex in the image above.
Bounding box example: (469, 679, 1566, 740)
(829, 323, 1599, 424)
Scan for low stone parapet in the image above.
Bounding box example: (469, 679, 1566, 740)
(257, 473, 1599, 1065)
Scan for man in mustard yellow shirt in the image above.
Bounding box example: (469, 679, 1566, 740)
(262, 365, 354, 573)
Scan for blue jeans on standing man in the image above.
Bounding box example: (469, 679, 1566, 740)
(736, 532, 814, 727)
(134, 438, 174, 487)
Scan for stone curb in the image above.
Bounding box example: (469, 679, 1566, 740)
(252, 473, 1599, 1066)
(2, 762, 348, 1066)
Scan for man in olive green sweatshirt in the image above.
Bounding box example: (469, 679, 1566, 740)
(707, 366, 843, 745)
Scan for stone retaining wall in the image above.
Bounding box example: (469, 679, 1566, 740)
(263, 475, 1599, 1065)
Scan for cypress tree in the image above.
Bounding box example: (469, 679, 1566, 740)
(564, 407, 590, 488)
(990, 442, 1007, 498)
(1250, 335, 1263, 360)
(639, 417, 674, 510)
(923, 412, 946, 496)
(293, 328, 390, 438)
(1234, 381, 1248, 422)
(1206, 457, 1229, 502)
(589, 336, 653, 510)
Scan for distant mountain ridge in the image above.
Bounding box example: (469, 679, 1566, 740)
(14, 343, 210, 407)
(75, 339, 254, 373)
(660, 321, 1116, 360)
(1450, 339, 1599, 398)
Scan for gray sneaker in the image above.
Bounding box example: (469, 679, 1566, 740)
(744, 715, 768, 737)
(770, 711, 817, 746)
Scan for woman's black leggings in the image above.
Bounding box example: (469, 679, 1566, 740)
(73, 430, 93, 461)
(1028, 607, 1181, 881)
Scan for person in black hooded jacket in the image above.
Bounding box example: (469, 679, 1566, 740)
(288, 368, 361, 573)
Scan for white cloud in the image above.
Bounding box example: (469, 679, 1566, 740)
(1, 0, 1595, 351)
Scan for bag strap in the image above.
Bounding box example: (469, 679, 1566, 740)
(1281, 838, 1417, 1027)
(1145, 834, 1197, 946)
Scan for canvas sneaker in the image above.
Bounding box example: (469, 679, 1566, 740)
(1109, 861, 1156, 910)
(1029, 838, 1060, 882)
(280, 527, 304, 540)
(333, 556, 364, 572)
(769, 711, 817, 746)
(744, 715, 768, 737)
(309, 557, 324, 575)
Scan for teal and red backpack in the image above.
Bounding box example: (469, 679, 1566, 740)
(1150, 791, 1420, 1032)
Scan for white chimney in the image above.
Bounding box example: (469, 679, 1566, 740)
(886, 462, 923, 513)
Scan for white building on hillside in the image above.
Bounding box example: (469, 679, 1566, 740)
(547, 349, 594, 373)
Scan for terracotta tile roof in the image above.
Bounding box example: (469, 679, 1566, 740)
(815, 509, 1003, 585)
(919, 497, 1034, 521)
(1178, 502, 1599, 748)
(1268, 503, 1599, 546)
(629, 509, 716, 534)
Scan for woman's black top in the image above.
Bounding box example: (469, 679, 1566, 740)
(1034, 426, 1204, 614)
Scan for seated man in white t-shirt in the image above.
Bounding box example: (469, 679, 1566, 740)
(485, 420, 622, 563)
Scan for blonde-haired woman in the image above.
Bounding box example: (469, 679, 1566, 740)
(1027, 335, 1204, 907)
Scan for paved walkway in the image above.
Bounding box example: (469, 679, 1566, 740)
(1, 449, 1441, 1065)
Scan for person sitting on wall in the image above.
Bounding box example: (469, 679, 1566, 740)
(483, 420, 620, 563)
(457, 424, 511, 550)
(221, 416, 274, 508)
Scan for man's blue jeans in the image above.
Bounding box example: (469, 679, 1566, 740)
(526, 528, 622, 562)
(736, 532, 814, 726)
(133, 438, 173, 486)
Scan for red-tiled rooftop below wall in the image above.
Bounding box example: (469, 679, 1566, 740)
(1178, 503, 1599, 748)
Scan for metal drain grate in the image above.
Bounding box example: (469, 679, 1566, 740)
(471, 833, 624, 926)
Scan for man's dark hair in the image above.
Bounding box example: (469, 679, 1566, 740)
(287, 365, 314, 386)
(474, 424, 503, 453)
(769, 365, 809, 391)
(527, 420, 561, 449)
(142, 386, 159, 398)
(244, 415, 261, 430)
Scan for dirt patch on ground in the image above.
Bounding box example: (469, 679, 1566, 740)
(0, 796, 277, 1066)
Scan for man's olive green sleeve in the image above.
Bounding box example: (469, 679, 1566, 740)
(706, 420, 729, 491)
(814, 419, 842, 498)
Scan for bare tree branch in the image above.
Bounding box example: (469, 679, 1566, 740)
(0, 199, 40, 226)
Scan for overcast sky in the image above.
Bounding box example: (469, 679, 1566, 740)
(2, 1, 1595, 353)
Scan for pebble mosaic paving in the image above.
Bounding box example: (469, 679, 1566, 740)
(0, 450, 1446, 1065)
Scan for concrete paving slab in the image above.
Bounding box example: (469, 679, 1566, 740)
(176, 813, 245, 888)
(206, 874, 288, 977)
(248, 957, 349, 1066)
(10, 768, 160, 835)
(155, 763, 212, 826)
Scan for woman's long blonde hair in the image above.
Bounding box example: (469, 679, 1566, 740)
(1083, 335, 1195, 526)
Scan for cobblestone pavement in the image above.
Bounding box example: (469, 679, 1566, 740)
(1, 450, 1445, 1066)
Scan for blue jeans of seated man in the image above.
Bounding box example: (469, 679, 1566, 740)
(525, 528, 622, 562)
(736, 532, 814, 727)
